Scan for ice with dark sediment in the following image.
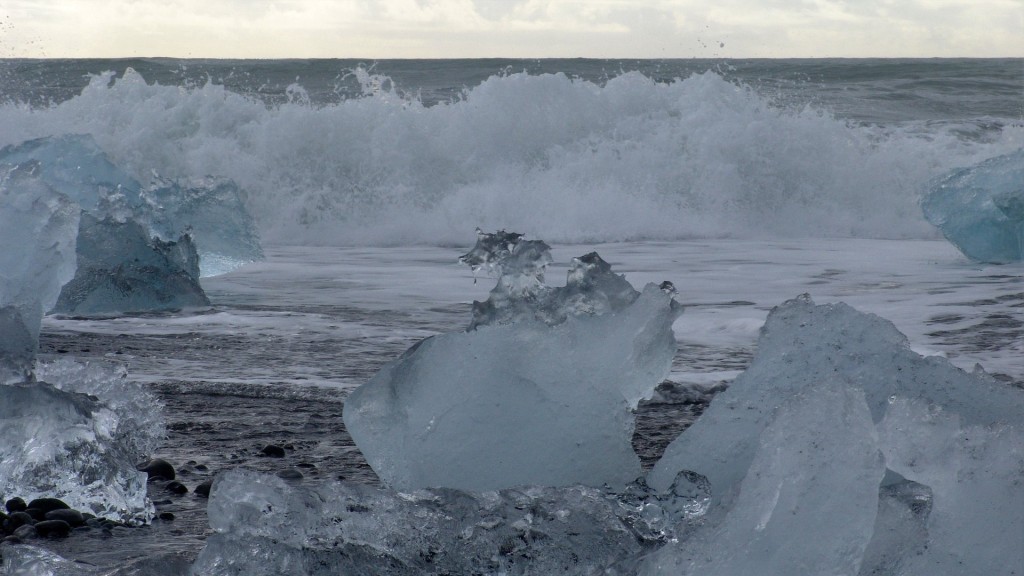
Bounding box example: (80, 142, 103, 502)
(344, 230, 683, 491)
(0, 133, 263, 277)
(0, 162, 79, 382)
(52, 213, 210, 316)
(189, 468, 705, 576)
(921, 148, 1024, 263)
(644, 295, 1024, 575)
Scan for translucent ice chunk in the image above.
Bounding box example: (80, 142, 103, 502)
(192, 468, 700, 576)
(921, 149, 1024, 263)
(346, 231, 681, 491)
(0, 376, 156, 524)
(0, 134, 143, 213)
(0, 162, 79, 379)
(649, 294, 1024, 500)
(643, 382, 884, 575)
(52, 213, 210, 316)
(878, 398, 1024, 575)
(464, 230, 642, 329)
(1, 544, 190, 575)
(0, 306, 37, 385)
(140, 176, 264, 277)
(648, 294, 1024, 574)
(857, 472, 933, 576)
(1, 134, 263, 277)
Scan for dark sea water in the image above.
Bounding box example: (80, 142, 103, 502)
(1, 58, 1022, 574)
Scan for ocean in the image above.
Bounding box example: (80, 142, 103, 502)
(1, 58, 1023, 573)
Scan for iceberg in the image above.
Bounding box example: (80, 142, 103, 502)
(52, 213, 210, 316)
(343, 231, 682, 491)
(921, 149, 1024, 262)
(645, 295, 1024, 575)
(191, 468, 703, 576)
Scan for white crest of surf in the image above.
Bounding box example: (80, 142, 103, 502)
(0, 67, 1019, 246)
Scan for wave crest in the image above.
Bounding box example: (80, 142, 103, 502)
(0, 67, 1019, 245)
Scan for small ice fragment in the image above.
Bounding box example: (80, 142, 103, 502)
(921, 149, 1024, 263)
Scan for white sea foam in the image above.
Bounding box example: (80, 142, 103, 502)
(1, 69, 1019, 247)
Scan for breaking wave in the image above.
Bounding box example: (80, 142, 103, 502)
(0, 67, 1020, 246)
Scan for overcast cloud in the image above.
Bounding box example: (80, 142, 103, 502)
(1, 0, 1021, 58)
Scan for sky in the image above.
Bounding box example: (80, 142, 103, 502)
(1, 0, 1022, 59)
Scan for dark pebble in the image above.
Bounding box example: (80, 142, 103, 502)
(165, 481, 189, 495)
(4, 511, 35, 533)
(261, 444, 286, 458)
(137, 458, 176, 481)
(194, 464, 208, 471)
(45, 509, 85, 527)
(194, 479, 213, 498)
(296, 462, 316, 469)
(24, 508, 46, 521)
(34, 519, 71, 538)
(158, 512, 175, 521)
(5, 497, 26, 513)
(277, 469, 303, 480)
(12, 524, 38, 540)
(152, 499, 173, 506)
(2, 535, 22, 544)
(26, 498, 70, 514)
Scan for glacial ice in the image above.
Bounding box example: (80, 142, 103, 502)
(344, 231, 682, 491)
(0, 162, 79, 381)
(140, 176, 264, 277)
(921, 148, 1024, 263)
(878, 398, 1024, 575)
(52, 213, 210, 316)
(643, 382, 885, 575)
(646, 294, 1024, 575)
(1, 544, 191, 575)
(0, 134, 143, 213)
(0, 363, 161, 524)
(0, 134, 263, 278)
(191, 468, 705, 576)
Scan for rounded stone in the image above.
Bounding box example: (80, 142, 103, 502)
(34, 519, 72, 538)
(158, 512, 175, 521)
(138, 458, 176, 481)
(26, 498, 70, 514)
(165, 481, 189, 495)
(45, 509, 85, 527)
(4, 511, 34, 533)
(24, 508, 46, 522)
(261, 444, 286, 458)
(194, 478, 213, 498)
(4, 497, 26, 513)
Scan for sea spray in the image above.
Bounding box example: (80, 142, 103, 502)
(1, 67, 1019, 247)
